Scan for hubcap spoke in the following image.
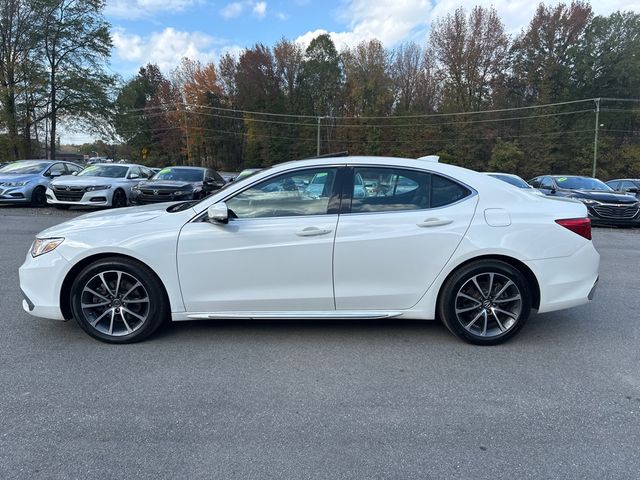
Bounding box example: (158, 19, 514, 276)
(81, 271, 149, 337)
(456, 272, 522, 338)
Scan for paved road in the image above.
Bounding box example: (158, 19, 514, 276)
(1, 210, 638, 479)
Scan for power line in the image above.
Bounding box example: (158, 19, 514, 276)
(122, 107, 594, 128)
(123, 97, 604, 120)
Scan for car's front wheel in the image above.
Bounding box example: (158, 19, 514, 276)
(438, 260, 532, 345)
(69, 257, 168, 343)
(30, 186, 47, 207)
(112, 189, 127, 208)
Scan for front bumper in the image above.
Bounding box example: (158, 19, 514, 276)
(586, 204, 640, 227)
(19, 249, 70, 320)
(130, 190, 196, 205)
(46, 186, 113, 207)
(0, 185, 32, 203)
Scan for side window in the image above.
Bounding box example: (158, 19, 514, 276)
(621, 181, 636, 191)
(128, 166, 142, 179)
(226, 168, 337, 219)
(66, 163, 83, 174)
(608, 181, 620, 190)
(540, 177, 554, 190)
(431, 174, 471, 208)
(47, 163, 66, 176)
(529, 177, 541, 188)
(352, 168, 427, 213)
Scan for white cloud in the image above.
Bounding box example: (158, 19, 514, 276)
(295, 0, 432, 50)
(220, 1, 268, 20)
(106, 0, 200, 19)
(295, 0, 640, 50)
(277, 12, 290, 21)
(253, 1, 267, 18)
(112, 27, 242, 72)
(220, 2, 245, 19)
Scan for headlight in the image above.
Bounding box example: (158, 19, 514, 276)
(173, 190, 189, 195)
(85, 185, 111, 192)
(31, 238, 64, 257)
(2, 180, 30, 187)
(579, 198, 599, 206)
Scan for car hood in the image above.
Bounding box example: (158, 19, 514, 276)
(0, 174, 38, 183)
(563, 189, 638, 204)
(137, 180, 197, 189)
(37, 203, 173, 237)
(51, 175, 123, 186)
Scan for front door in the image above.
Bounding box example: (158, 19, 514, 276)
(177, 167, 342, 313)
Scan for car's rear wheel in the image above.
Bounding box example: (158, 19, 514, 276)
(69, 257, 168, 343)
(438, 260, 531, 345)
(30, 186, 47, 207)
(112, 189, 127, 208)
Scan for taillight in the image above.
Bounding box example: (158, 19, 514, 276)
(555, 218, 592, 240)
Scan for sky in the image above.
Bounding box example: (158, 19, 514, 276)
(63, 0, 637, 144)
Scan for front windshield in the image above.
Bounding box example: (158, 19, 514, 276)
(488, 174, 530, 189)
(79, 165, 129, 178)
(152, 167, 204, 182)
(554, 176, 612, 191)
(0, 161, 49, 175)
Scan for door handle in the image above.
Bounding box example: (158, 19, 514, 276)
(296, 227, 333, 237)
(416, 217, 453, 228)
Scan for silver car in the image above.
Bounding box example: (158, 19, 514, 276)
(46, 163, 154, 209)
(0, 160, 83, 207)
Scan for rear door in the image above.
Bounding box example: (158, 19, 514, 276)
(333, 166, 478, 310)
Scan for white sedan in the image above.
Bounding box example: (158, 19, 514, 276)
(19, 156, 599, 345)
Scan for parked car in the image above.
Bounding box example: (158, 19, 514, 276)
(484, 173, 545, 196)
(606, 179, 640, 198)
(130, 167, 226, 205)
(234, 168, 262, 181)
(0, 160, 83, 207)
(219, 172, 238, 182)
(46, 163, 154, 209)
(20, 156, 599, 345)
(529, 175, 640, 227)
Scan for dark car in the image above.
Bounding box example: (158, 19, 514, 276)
(529, 175, 640, 226)
(606, 179, 640, 198)
(130, 166, 226, 205)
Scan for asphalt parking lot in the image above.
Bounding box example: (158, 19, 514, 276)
(1, 206, 639, 479)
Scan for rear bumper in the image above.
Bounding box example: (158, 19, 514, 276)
(527, 241, 600, 313)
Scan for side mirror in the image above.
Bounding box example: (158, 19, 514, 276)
(129, 173, 140, 179)
(207, 202, 229, 224)
(49, 171, 62, 178)
(71, 171, 78, 176)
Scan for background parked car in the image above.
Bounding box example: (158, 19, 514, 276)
(529, 175, 640, 226)
(131, 167, 226, 205)
(219, 172, 238, 182)
(46, 163, 154, 209)
(606, 179, 640, 198)
(234, 168, 262, 182)
(0, 160, 83, 207)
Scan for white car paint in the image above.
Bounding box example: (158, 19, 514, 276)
(46, 163, 151, 208)
(20, 156, 599, 335)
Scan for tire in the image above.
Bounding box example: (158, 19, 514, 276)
(69, 257, 169, 343)
(54, 204, 70, 210)
(112, 189, 127, 208)
(30, 186, 47, 207)
(437, 260, 532, 345)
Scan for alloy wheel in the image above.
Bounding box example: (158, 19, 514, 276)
(80, 270, 150, 336)
(454, 272, 523, 338)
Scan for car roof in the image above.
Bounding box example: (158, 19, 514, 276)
(89, 163, 141, 168)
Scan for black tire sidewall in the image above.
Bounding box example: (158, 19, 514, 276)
(112, 189, 126, 208)
(439, 260, 532, 345)
(69, 258, 168, 343)
(31, 186, 46, 207)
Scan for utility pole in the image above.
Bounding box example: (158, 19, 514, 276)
(592, 98, 600, 178)
(316, 116, 322, 156)
(183, 107, 190, 166)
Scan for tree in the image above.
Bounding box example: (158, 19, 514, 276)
(298, 34, 343, 117)
(430, 6, 509, 112)
(36, 0, 114, 159)
(488, 139, 524, 172)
